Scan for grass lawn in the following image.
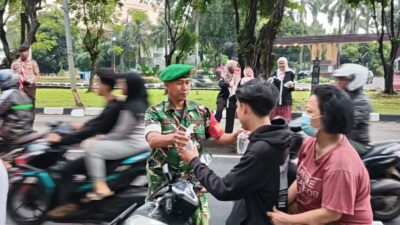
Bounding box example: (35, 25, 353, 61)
(36, 88, 400, 114)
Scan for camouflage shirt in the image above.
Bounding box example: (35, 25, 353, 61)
(145, 98, 224, 225)
(145, 98, 223, 191)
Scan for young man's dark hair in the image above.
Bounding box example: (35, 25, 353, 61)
(178, 78, 291, 225)
(97, 68, 116, 90)
(236, 79, 279, 116)
(313, 85, 354, 135)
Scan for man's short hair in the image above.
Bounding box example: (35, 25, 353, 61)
(96, 68, 116, 90)
(312, 85, 354, 134)
(236, 79, 279, 117)
(18, 45, 30, 52)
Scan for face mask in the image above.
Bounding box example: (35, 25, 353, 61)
(300, 112, 321, 137)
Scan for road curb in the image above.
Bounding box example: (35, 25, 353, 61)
(35, 107, 400, 122)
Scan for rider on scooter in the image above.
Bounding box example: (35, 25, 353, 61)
(46, 68, 123, 218)
(333, 64, 372, 155)
(0, 69, 33, 147)
(47, 68, 123, 145)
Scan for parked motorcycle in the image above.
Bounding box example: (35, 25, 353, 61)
(6, 139, 150, 225)
(112, 154, 213, 225)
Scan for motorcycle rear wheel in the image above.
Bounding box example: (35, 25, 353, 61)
(7, 183, 49, 225)
(372, 191, 400, 221)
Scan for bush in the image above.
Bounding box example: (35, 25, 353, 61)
(142, 76, 160, 83)
(375, 67, 384, 77)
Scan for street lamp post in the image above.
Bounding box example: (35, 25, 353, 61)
(311, 57, 320, 91)
(111, 37, 116, 71)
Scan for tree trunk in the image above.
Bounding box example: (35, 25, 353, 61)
(232, 0, 244, 76)
(259, 0, 286, 79)
(22, 0, 41, 46)
(384, 64, 395, 94)
(20, 12, 27, 44)
(0, 3, 14, 68)
(238, 0, 257, 68)
(87, 57, 97, 92)
(165, 54, 172, 66)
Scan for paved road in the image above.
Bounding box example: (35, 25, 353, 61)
(5, 115, 400, 225)
(295, 77, 387, 91)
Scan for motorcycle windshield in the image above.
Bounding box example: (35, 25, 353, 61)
(124, 215, 168, 225)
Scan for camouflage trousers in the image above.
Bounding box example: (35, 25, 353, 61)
(146, 167, 210, 225)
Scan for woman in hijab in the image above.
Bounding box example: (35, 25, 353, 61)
(240, 66, 255, 85)
(214, 60, 241, 133)
(270, 57, 295, 122)
(82, 71, 150, 200)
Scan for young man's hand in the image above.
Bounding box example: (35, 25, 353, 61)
(174, 130, 199, 163)
(47, 133, 61, 143)
(266, 206, 292, 225)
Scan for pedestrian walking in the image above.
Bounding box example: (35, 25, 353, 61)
(11, 45, 40, 125)
(214, 60, 241, 133)
(269, 57, 295, 122)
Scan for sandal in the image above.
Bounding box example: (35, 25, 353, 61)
(47, 203, 79, 218)
(84, 191, 114, 201)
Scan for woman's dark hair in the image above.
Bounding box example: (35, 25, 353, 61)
(119, 71, 148, 118)
(312, 84, 354, 134)
(236, 79, 279, 117)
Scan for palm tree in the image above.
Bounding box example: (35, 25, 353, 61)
(323, 0, 353, 35)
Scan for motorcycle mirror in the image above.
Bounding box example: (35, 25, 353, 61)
(162, 164, 172, 182)
(200, 153, 213, 166)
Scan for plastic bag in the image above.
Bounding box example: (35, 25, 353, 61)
(237, 131, 250, 155)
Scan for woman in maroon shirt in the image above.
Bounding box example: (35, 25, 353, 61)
(267, 85, 372, 225)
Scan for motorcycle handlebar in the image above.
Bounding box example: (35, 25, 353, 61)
(164, 193, 173, 215)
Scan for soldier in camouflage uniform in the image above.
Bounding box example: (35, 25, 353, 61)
(145, 64, 240, 225)
(11, 45, 40, 124)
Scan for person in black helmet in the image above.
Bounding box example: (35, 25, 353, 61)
(0, 69, 33, 145)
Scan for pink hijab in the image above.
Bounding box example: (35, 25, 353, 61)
(222, 60, 241, 97)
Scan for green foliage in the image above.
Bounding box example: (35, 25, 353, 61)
(175, 28, 197, 63)
(341, 42, 391, 75)
(31, 8, 71, 73)
(198, 0, 236, 67)
(138, 64, 159, 76)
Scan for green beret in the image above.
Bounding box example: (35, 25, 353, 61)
(160, 64, 194, 81)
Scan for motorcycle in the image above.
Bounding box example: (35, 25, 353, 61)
(112, 154, 213, 225)
(6, 135, 150, 225)
(287, 118, 400, 221)
(361, 140, 400, 221)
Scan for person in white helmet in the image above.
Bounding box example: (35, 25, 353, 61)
(332, 64, 372, 155)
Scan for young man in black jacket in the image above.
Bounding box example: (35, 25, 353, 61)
(178, 79, 291, 225)
(46, 68, 122, 217)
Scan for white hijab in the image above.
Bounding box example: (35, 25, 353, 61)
(276, 57, 293, 80)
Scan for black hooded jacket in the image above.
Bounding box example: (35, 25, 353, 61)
(190, 118, 291, 225)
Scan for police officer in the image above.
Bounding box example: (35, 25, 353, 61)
(144, 64, 240, 225)
(11, 45, 40, 123)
